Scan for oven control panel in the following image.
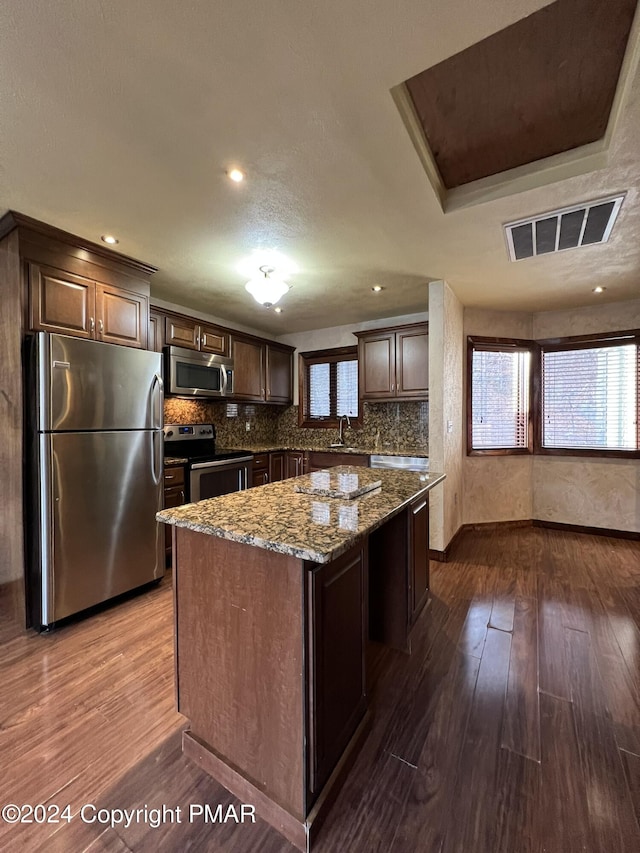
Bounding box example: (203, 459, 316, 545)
(164, 424, 215, 441)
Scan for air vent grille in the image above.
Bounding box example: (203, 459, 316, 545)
(504, 195, 624, 261)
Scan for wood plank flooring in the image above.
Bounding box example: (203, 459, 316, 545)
(1, 526, 640, 851)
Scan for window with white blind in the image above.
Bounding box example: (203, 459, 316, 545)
(299, 347, 359, 428)
(541, 335, 639, 454)
(468, 338, 532, 454)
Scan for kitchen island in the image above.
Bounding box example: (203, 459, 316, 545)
(157, 466, 445, 851)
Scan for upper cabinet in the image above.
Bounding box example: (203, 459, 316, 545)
(148, 309, 164, 353)
(356, 323, 428, 401)
(164, 314, 229, 355)
(266, 343, 293, 404)
(6, 211, 155, 351)
(228, 336, 294, 404)
(29, 264, 149, 349)
(230, 336, 265, 400)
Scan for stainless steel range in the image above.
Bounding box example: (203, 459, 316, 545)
(163, 424, 253, 501)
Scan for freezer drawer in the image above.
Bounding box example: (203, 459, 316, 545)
(36, 430, 164, 626)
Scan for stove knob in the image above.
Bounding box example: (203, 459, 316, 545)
(166, 430, 174, 437)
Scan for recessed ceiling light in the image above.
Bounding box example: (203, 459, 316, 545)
(228, 168, 245, 183)
(371, 285, 383, 292)
(592, 286, 606, 293)
(274, 307, 283, 313)
(101, 234, 119, 245)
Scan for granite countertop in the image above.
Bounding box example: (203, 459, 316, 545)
(157, 466, 445, 564)
(220, 444, 429, 458)
(164, 456, 189, 466)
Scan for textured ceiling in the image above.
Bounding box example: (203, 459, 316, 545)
(0, 0, 639, 335)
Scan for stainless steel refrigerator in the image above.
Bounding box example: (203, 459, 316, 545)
(27, 332, 165, 629)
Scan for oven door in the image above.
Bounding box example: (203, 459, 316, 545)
(166, 346, 232, 399)
(190, 456, 253, 501)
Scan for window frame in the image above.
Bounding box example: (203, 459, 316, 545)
(467, 335, 535, 457)
(298, 346, 361, 429)
(534, 329, 640, 459)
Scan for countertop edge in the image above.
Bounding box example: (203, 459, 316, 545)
(157, 472, 446, 564)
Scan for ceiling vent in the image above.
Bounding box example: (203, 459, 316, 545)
(504, 194, 625, 261)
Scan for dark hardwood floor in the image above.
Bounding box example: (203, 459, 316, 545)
(1, 527, 640, 851)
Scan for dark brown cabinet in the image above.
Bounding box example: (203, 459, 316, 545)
(306, 542, 367, 794)
(269, 451, 285, 482)
(307, 451, 369, 472)
(148, 309, 164, 352)
(285, 450, 305, 478)
(230, 337, 294, 404)
(164, 465, 186, 563)
(356, 323, 428, 401)
(368, 494, 431, 650)
(29, 263, 149, 349)
(231, 336, 265, 400)
(252, 454, 270, 487)
(409, 494, 430, 624)
(165, 314, 229, 355)
(266, 344, 293, 403)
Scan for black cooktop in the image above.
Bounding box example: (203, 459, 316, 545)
(183, 449, 254, 464)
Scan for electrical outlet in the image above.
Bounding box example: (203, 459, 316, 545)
(245, 421, 250, 432)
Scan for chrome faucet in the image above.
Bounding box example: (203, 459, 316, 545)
(338, 414, 351, 445)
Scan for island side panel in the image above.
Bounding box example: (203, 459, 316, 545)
(174, 527, 306, 820)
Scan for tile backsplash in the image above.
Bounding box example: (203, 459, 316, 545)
(163, 399, 428, 450)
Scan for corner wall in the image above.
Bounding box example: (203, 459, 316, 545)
(429, 281, 463, 551)
(460, 299, 640, 535)
(532, 298, 640, 533)
(463, 308, 534, 526)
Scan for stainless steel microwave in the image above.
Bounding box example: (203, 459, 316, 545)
(165, 346, 234, 398)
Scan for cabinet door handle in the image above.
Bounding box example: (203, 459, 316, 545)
(89, 317, 95, 333)
(98, 319, 104, 334)
(391, 382, 395, 391)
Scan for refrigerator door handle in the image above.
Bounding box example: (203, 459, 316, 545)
(151, 373, 164, 430)
(152, 430, 162, 486)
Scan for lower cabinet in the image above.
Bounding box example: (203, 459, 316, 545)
(306, 542, 367, 795)
(251, 454, 270, 487)
(409, 494, 430, 624)
(285, 450, 305, 478)
(368, 494, 430, 649)
(269, 451, 285, 482)
(163, 465, 186, 563)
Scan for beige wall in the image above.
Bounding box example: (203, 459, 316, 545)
(429, 281, 463, 551)
(460, 299, 640, 534)
(531, 298, 640, 533)
(462, 308, 534, 526)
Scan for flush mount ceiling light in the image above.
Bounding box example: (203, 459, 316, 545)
(371, 285, 383, 292)
(101, 234, 119, 245)
(245, 266, 290, 307)
(274, 306, 283, 313)
(227, 168, 245, 183)
(593, 286, 607, 293)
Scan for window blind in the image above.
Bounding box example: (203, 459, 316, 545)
(336, 359, 358, 417)
(471, 348, 530, 449)
(542, 343, 638, 450)
(306, 355, 358, 421)
(309, 362, 331, 418)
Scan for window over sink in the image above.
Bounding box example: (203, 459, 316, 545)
(299, 346, 360, 428)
